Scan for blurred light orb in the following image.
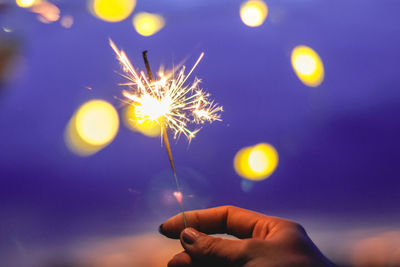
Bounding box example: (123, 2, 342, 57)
(75, 100, 119, 145)
(240, 0, 268, 27)
(32, 1, 60, 23)
(133, 12, 165, 37)
(123, 104, 161, 137)
(291, 45, 324, 87)
(248, 145, 269, 173)
(60, 15, 74, 28)
(65, 100, 119, 156)
(16, 0, 36, 8)
(234, 143, 278, 181)
(91, 0, 136, 22)
(248, 143, 278, 178)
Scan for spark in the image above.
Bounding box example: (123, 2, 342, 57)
(109, 39, 223, 142)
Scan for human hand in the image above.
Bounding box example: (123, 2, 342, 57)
(159, 206, 334, 267)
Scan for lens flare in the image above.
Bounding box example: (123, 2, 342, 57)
(133, 12, 165, 37)
(234, 143, 278, 181)
(65, 100, 119, 156)
(240, 0, 268, 27)
(291, 45, 324, 87)
(91, 0, 136, 22)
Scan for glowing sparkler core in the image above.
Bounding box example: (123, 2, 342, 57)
(110, 40, 222, 141)
(133, 93, 172, 121)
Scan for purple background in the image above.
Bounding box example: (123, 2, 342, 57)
(0, 0, 399, 265)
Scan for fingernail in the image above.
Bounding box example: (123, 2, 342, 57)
(181, 227, 199, 245)
(158, 224, 166, 235)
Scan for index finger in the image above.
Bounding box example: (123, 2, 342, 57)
(160, 205, 282, 239)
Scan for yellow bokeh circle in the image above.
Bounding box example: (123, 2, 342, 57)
(75, 100, 119, 146)
(291, 45, 324, 87)
(240, 0, 268, 27)
(16, 0, 37, 8)
(234, 143, 278, 181)
(91, 0, 136, 22)
(133, 12, 165, 37)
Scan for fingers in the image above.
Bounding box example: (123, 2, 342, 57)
(160, 205, 278, 239)
(179, 227, 246, 265)
(168, 251, 192, 267)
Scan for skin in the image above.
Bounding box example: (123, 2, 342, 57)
(159, 206, 335, 267)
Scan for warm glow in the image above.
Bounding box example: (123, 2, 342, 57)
(133, 12, 165, 37)
(75, 100, 119, 145)
(291, 45, 324, 87)
(110, 40, 222, 141)
(91, 0, 136, 22)
(16, 0, 36, 8)
(234, 143, 278, 181)
(248, 146, 269, 173)
(248, 143, 278, 178)
(65, 100, 119, 156)
(123, 104, 161, 137)
(136, 94, 171, 121)
(240, 0, 268, 27)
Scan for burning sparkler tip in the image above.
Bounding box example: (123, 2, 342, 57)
(110, 41, 222, 141)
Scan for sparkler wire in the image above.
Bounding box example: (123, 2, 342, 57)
(110, 39, 221, 229)
(142, 51, 188, 228)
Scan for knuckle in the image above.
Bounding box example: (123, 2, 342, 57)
(283, 222, 312, 247)
(292, 222, 306, 234)
(284, 221, 306, 234)
(221, 205, 238, 212)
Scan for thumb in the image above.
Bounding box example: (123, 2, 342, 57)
(180, 227, 246, 265)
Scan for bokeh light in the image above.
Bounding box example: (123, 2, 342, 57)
(91, 0, 136, 22)
(16, 0, 36, 8)
(75, 100, 119, 145)
(32, 2, 60, 24)
(123, 104, 161, 137)
(60, 15, 74, 28)
(234, 143, 278, 181)
(65, 100, 119, 156)
(291, 45, 324, 87)
(240, 0, 268, 27)
(133, 12, 165, 37)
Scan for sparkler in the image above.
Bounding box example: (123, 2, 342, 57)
(110, 39, 222, 227)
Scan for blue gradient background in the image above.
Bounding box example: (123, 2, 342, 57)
(0, 0, 399, 265)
